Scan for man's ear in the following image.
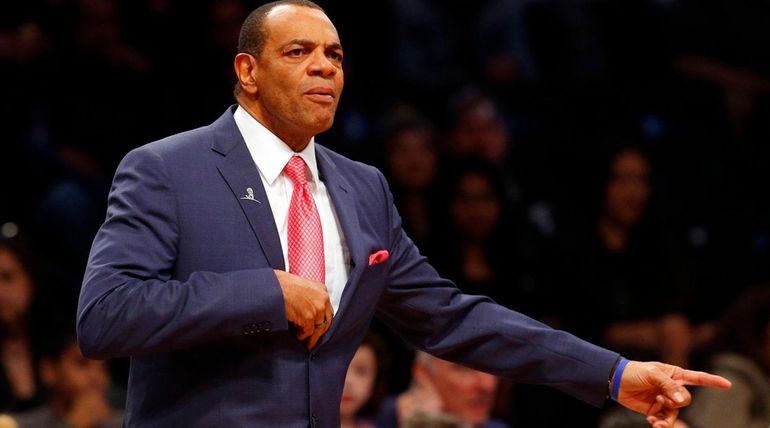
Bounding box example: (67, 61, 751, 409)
(234, 53, 259, 95)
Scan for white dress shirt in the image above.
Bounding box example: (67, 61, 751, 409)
(233, 106, 350, 314)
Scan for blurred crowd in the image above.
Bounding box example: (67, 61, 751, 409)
(2, 0, 770, 427)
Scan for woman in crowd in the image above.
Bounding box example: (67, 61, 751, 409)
(340, 332, 389, 428)
(0, 234, 47, 412)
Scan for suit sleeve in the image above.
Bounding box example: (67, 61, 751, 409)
(77, 146, 289, 359)
(371, 170, 619, 407)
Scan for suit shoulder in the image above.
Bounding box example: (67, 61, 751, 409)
(130, 124, 214, 159)
(315, 145, 385, 181)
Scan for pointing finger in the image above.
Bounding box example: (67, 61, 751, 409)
(676, 369, 732, 389)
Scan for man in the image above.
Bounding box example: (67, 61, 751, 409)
(77, 1, 730, 427)
(377, 351, 508, 428)
(12, 331, 122, 428)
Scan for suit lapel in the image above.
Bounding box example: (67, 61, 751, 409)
(212, 108, 285, 271)
(316, 148, 367, 341)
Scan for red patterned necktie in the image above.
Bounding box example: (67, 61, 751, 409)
(284, 155, 325, 283)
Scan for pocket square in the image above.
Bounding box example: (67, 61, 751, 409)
(368, 250, 389, 266)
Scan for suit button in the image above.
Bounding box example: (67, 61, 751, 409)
(261, 321, 272, 332)
(241, 325, 251, 336)
(311, 415, 318, 427)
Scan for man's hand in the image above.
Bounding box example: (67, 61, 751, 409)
(274, 270, 334, 350)
(618, 361, 731, 428)
(395, 369, 442, 424)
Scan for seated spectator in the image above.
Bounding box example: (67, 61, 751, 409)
(0, 234, 44, 412)
(382, 111, 440, 250)
(429, 159, 549, 318)
(558, 145, 694, 367)
(376, 351, 508, 428)
(341, 332, 388, 428)
(429, 159, 510, 298)
(12, 329, 121, 428)
(684, 286, 770, 428)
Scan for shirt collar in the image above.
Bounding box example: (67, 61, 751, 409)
(233, 105, 319, 185)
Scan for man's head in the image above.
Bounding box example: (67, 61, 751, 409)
(413, 352, 498, 426)
(602, 147, 651, 228)
(234, 0, 344, 151)
(38, 331, 110, 406)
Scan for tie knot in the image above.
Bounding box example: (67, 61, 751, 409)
(284, 156, 308, 186)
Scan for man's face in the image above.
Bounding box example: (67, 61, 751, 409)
(604, 149, 650, 227)
(340, 344, 376, 419)
(0, 248, 33, 325)
(251, 5, 344, 141)
(429, 359, 498, 426)
(43, 343, 109, 400)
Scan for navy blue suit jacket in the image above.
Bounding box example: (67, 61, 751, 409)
(78, 107, 619, 427)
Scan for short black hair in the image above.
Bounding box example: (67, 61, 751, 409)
(238, 0, 325, 57)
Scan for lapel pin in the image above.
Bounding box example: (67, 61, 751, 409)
(240, 187, 261, 203)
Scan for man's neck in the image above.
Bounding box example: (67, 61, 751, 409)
(237, 99, 312, 152)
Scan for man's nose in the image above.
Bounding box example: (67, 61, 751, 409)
(474, 372, 497, 391)
(308, 51, 336, 77)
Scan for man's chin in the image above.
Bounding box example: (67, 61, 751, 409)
(464, 410, 492, 426)
(309, 118, 335, 135)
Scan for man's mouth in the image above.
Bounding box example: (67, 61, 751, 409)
(305, 87, 335, 103)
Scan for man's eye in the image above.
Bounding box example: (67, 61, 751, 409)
(288, 49, 304, 57)
(329, 52, 343, 62)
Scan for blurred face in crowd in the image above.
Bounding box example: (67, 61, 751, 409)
(603, 149, 651, 228)
(452, 172, 501, 242)
(424, 358, 498, 426)
(386, 127, 438, 190)
(0, 248, 33, 327)
(40, 343, 110, 402)
(236, 4, 344, 149)
(450, 99, 510, 163)
(340, 343, 377, 420)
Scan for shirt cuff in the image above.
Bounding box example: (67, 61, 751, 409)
(610, 357, 630, 402)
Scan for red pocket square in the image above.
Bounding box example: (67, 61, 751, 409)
(368, 250, 389, 266)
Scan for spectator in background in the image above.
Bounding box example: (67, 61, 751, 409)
(340, 332, 388, 428)
(558, 145, 694, 367)
(429, 159, 553, 321)
(12, 329, 121, 428)
(429, 160, 512, 306)
(445, 92, 521, 213)
(377, 351, 508, 428)
(0, 235, 45, 412)
(684, 286, 770, 428)
(541, 144, 698, 428)
(445, 91, 558, 260)
(28, 0, 155, 298)
(382, 111, 441, 250)
(371, 109, 442, 394)
(447, 93, 512, 170)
